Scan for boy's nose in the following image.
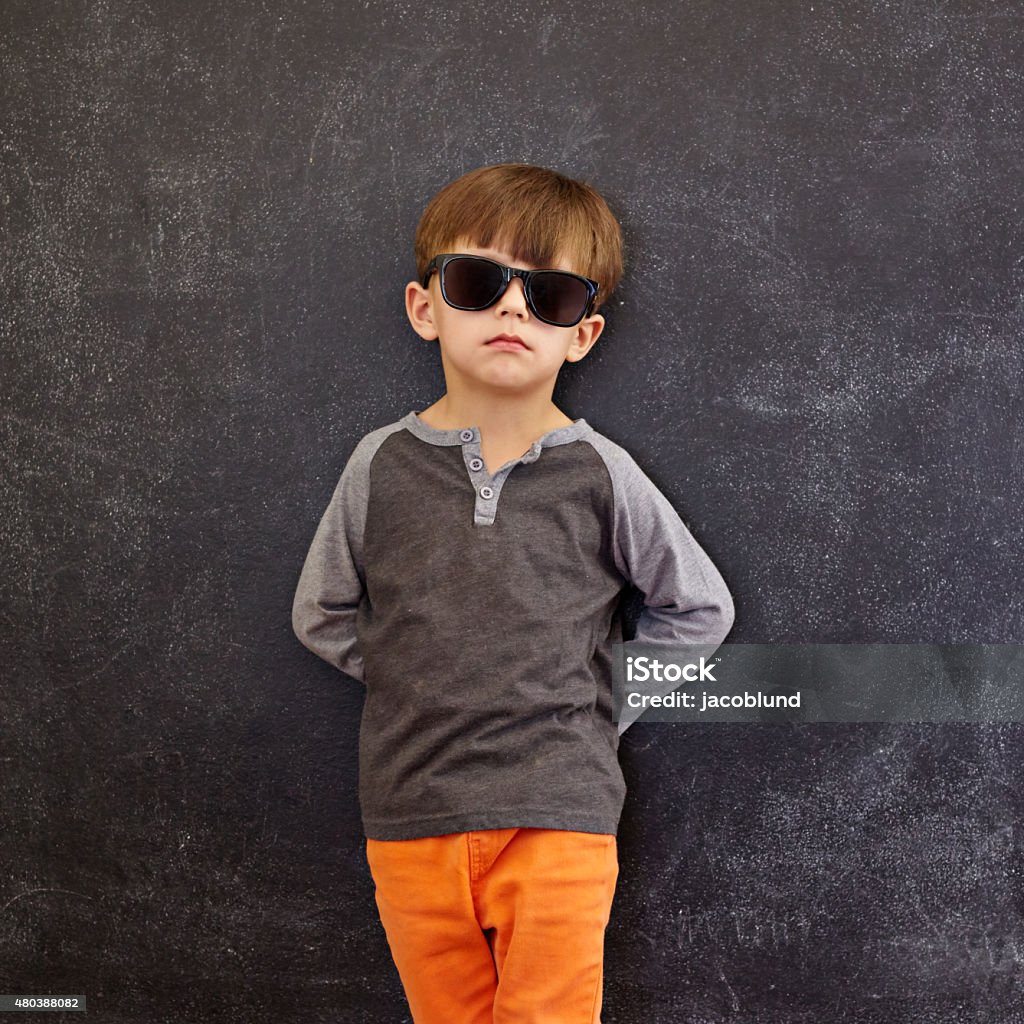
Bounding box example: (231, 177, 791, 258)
(495, 277, 528, 316)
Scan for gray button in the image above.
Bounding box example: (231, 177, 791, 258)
(469, 458, 484, 471)
(460, 429, 474, 442)
(479, 486, 494, 500)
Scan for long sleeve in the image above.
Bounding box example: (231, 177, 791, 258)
(291, 437, 375, 683)
(587, 434, 735, 733)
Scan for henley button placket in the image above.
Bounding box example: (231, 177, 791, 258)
(456, 427, 497, 526)
(406, 409, 589, 530)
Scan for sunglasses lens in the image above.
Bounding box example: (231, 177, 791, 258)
(442, 257, 504, 309)
(529, 272, 590, 326)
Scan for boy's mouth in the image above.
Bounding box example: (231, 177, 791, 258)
(485, 333, 528, 350)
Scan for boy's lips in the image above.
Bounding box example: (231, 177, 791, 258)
(485, 333, 529, 350)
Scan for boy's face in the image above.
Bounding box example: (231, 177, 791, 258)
(405, 236, 605, 400)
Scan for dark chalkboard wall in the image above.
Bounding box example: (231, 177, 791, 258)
(3, 1, 1023, 1021)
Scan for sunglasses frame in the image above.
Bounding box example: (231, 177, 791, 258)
(422, 253, 600, 328)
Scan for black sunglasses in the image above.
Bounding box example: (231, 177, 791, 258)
(422, 254, 600, 328)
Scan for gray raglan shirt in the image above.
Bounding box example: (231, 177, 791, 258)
(292, 411, 735, 840)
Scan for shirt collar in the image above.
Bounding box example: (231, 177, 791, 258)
(402, 410, 591, 448)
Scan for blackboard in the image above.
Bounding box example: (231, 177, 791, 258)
(3, 1, 1022, 1021)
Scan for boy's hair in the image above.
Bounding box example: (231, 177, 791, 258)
(414, 163, 623, 313)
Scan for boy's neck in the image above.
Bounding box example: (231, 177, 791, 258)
(417, 392, 575, 443)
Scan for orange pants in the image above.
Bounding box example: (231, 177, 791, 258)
(365, 827, 619, 1024)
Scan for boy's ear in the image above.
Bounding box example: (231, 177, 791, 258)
(563, 313, 605, 363)
(406, 280, 439, 341)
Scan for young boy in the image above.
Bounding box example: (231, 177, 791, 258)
(291, 163, 734, 1023)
